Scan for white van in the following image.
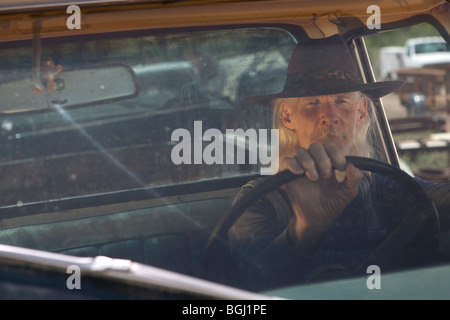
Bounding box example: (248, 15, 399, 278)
(403, 36, 450, 68)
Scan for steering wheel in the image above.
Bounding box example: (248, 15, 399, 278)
(202, 156, 440, 285)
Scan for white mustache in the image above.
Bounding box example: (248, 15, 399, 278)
(310, 127, 343, 140)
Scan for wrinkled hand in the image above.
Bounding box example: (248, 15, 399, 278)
(279, 142, 363, 253)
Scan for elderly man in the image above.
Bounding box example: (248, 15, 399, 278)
(228, 35, 450, 291)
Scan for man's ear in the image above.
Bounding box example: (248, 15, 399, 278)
(280, 102, 296, 130)
(356, 95, 368, 126)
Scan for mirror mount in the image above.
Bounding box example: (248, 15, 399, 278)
(31, 18, 46, 94)
(31, 18, 63, 98)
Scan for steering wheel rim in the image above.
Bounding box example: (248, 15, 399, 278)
(202, 156, 440, 284)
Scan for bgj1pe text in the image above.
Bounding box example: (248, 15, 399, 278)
(182, 304, 267, 317)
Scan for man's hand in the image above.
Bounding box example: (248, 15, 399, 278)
(279, 142, 363, 253)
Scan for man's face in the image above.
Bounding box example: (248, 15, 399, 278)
(280, 92, 368, 153)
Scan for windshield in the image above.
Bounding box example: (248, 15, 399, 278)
(0, 28, 296, 206)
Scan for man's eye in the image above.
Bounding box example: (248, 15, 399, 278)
(336, 99, 352, 106)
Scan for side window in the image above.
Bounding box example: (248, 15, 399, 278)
(364, 23, 450, 182)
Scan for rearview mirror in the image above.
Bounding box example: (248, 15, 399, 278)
(0, 64, 137, 113)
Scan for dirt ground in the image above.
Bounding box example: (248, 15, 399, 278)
(381, 93, 450, 181)
(381, 92, 407, 119)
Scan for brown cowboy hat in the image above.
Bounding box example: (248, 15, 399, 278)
(245, 34, 404, 105)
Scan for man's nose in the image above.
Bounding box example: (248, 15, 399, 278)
(319, 100, 340, 126)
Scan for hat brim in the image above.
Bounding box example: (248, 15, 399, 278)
(243, 80, 405, 106)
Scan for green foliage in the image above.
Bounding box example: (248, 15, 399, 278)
(365, 23, 441, 49)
